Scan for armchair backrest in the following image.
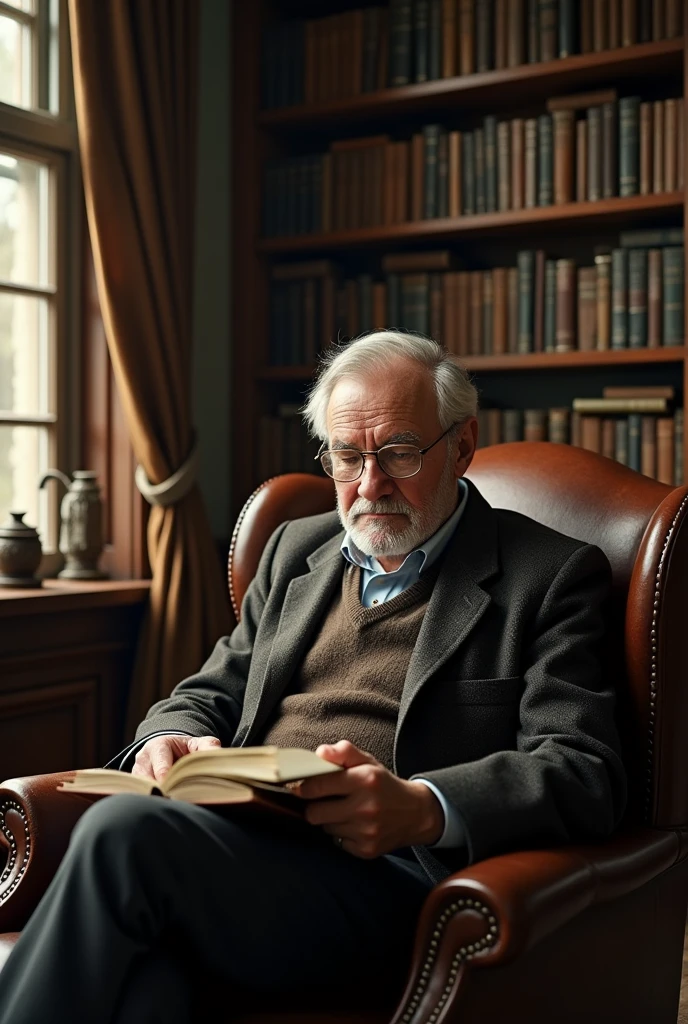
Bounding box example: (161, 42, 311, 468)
(228, 443, 688, 833)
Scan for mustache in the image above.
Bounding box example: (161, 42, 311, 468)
(349, 498, 412, 517)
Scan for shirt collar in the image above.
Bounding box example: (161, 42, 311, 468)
(341, 478, 469, 577)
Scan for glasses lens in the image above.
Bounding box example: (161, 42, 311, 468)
(321, 450, 363, 480)
(378, 445, 422, 478)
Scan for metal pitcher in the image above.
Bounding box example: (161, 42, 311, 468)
(38, 470, 107, 579)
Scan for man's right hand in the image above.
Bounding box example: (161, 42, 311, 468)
(131, 735, 221, 782)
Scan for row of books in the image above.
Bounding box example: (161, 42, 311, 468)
(261, 92, 683, 237)
(266, 233, 684, 365)
(261, 0, 684, 110)
(258, 406, 320, 482)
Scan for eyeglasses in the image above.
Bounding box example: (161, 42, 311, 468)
(316, 425, 456, 482)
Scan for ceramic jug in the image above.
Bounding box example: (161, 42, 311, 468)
(0, 511, 42, 587)
(38, 470, 107, 579)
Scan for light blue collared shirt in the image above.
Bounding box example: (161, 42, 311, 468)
(340, 480, 469, 851)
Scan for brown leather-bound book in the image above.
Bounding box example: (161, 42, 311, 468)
(553, 110, 574, 205)
(442, 0, 458, 77)
(443, 271, 457, 353)
(652, 100, 664, 193)
(577, 266, 597, 350)
(376, 8, 389, 90)
(664, 98, 678, 192)
(533, 249, 546, 352)
(641, 416, 657, 478)
(576, 119, 588, 201)
(587, 106, 602, 201)
(383, 143, 396, 225)
(430, 275, 443, 340)
(304, 21, 317, 104)
(411, 133, 424, 221)
(524, 409, 547, 441)
(457, 271, 470, 356)
(395, 141, 410, 223)
(332, 150, 348, 230)
(507, 0, 525, 65)
(492, 267, 508, 354)
(458, 0, 475, 74)
(497, 120, 511, 211)
(665, 0, 682, 38)
(555, 258, 576, 351)
(677, 98, 684, 189)
(382, 251, 457, 272)
(608, 0, 621, 47)
(372, 281, 387, 330)
(469, 271, 483, 354)
(321, 152, 333, 234)
(580, 0, 593, 51)
(580, 416, 602, 453)
(652, 0, 665, 40)
(547, 89, 617, 113)
(656, 417, 674, 484)
(602, 418, 616, 460)
(482, 270, 494, 353)
(548, 407, 570, 444)
(621, 0, 637, 45)
(647, 248, 662, 347)
(495, 0, 508, 68)
(525, 118, 538, 208)
(594, 253, 612, 350)
(603, 385, 675, 398)
(507, 266, 518, 352)
(486, 409, 502, 446)
(351, 9, 364, 96)
(538, 0, 557, 62)
(449, 131, 462, 217)
(639, 102, 652, 195)
(570, 410, 582, 447)
(511, 118, 525, 210)
(370, 144, 385, 226)
(593, 0, 609, 50)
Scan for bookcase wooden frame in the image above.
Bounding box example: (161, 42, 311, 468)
(231, 4, 687, 519)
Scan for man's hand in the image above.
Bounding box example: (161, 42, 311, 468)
(131, 735, 220, 782)
(296, 740, 444, 858)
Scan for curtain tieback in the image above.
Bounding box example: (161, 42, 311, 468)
(135, 442, 199, 508)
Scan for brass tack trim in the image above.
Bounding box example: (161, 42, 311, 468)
(227, 478, 276, 621)
(0, 798, 30, 904)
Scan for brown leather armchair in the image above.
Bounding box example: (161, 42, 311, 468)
(2, 441, 688, 1024)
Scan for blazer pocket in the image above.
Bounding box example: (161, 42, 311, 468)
(436, 676, 522, 706)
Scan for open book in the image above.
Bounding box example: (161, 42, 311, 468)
(58, 746, 342, 818)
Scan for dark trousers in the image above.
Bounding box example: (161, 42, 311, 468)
(0, 795, 432, 1023)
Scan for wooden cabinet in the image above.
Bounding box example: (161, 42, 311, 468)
(0, 582, 149, 780)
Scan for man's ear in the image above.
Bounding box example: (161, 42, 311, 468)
(454, 417, 478, 477)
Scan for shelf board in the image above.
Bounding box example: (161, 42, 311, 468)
(259, 347, 686, 381)
(259, 39, 684, 130)
(259, 192, 684, 254)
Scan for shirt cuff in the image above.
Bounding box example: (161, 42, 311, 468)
(414, 778, 466, 849)
(114, 732, 192, 772)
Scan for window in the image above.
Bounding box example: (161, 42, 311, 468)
(0, 0, 78, 553)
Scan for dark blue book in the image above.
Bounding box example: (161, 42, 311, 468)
(423, 124, 441, 218)
(389, 0, 413, 86)
(628, 248, 648, 349)
(414, 0, 430, 82)
(611, 248, 628, 349)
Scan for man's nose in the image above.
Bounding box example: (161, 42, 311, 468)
(357, 455, 394, 501)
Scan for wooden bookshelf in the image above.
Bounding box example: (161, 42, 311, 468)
(231, 4, 687, 517)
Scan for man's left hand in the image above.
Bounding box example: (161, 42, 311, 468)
(296, 740, 444, 858)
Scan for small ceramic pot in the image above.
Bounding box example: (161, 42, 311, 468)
(0, 511, 43, 588)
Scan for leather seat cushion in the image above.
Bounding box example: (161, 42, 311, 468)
(0, 933, 19, 973)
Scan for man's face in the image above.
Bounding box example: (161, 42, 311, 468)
(325, 359, 477, 568)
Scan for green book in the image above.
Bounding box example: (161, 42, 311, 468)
(475, 0, 494, 72)
(428, 0, 442, 80)
(414, 0, 430, 83)
(517, 250, 535, 353)
(537, 115, 553, 206)
(662, 246, 684, 347)
(620, 228, 684, 248)
(401, 273, 430, 334)
(463, 132, 476, 215)
(558, 0, 577, 56)
(423, 123, 441, 219)
(484, 116, 498, 213)
(674, 409, 684, 486)
(602, 101, 617, 199)
(628, 248, 648, 349)
(544, 259, 557, 352)
(611, 248, 628, 349)
(619, 96, 641, 198)
(389, 0, 413, 86)
(628, 414, 642, 472)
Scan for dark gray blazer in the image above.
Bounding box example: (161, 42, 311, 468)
(133, 480, 627, 884)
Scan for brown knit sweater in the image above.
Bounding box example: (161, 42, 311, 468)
(259, 563, 437, 770)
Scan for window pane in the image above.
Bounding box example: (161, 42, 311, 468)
(0, 154, 51, 288)
(1, 2, 35, 11)
(0, 423, 50, 542)
(0, 292, 50, 415)
(0, 15, 32, 110)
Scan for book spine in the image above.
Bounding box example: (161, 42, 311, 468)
(511, 118, 525, 210)
(475, 127, 486, 214)
(469, 271, 484, 354)
(389, 0, 413, 85)
(581, 416, 602, 454)
(665, 0, 683, 38)
(376, 8, 389, 90)
(593, 0, 608, 50)
(628, 413, 642, 472)
(449, 131, 462, 217)
(482, 270, 494, 354)
(647, 247, 662, 348)
(548, 407, 570, 444)
(602, 101, 618, 198)
(674, 408, 684, 486)
(475, 0, 494, 72)
(498, 120, 511, 211)
(414, 0, 430, 82)
(429, 0, 442, 79)
(387, 272, 401, 327)
(587, 107, 602, 201)
(503, 409, 523, 442)
(615, 418, 629, 466)
(656, 417, 674, 484)
(442, 0, 458, 77)
(611, 248, 628, 349)
(652, 99, 665, 193)
(423, 124, 440, 218)
(652, 0, 665, 40)
(621, 0, 638, 45)
(580, 0, 593, 51)
(662, 246, 684, 346)
(442, 271, 456, 353)
(544, 258, 557, 351)
(372, 280, 386, 331)
(396, 141, 410, 222)
(462, 131, 475, 214)
(576, 118, 588, 201)
(533, 249, 546, 352)
(677, 98, 684, 190)
(641, 415, 656, 478)
(458, 0, 475, 74)
(602, 418, 616, 460)
(357, 273, 373, 334)
(517, 249, 535, 353)
(411, 132, 425, 220)
(361, 9, 378, 92)
(524, 409, 547, 442)
(538, 0, 558, 61)
(628, 248, 648, 349)
(664, 98, 678, 192)
(486, 409, 502, 446)
(555, 258, 576, 351)
(507, 266, 519, 352)
(638, 0, 652, 41)
(595, 253, 612, 350)
(577, 266, 597, 350)
(553, 109, 574, 204)
(383, 143, 396, 225)
(402, 273, 430, 334)
(507, 0, 525, 65)
(619, 96, 640, 197)
(437, 130, 449, 218)
(495, 0, 508, 69)
(609, 0, 621, 47)
(527, 0, 540, 61)
(525, 118, 538, 208)
(493, 267, 508, 354)
(538, 114, 554, 206)
(484, 116, 498, 213)
(558, 0, 576, 55)
(430, 273, 443, 339)
(619, 227, 683, 247)
(639, 102, 652, 195)
(457, 271, 470, 356)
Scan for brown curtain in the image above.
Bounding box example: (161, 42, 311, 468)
(68, 0, 232, 736)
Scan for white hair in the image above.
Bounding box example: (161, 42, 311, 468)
(301, 330, 479, 442)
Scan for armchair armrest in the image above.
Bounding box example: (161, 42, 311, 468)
(389, 828, 681, 1024)
(0, 772, 95, 932)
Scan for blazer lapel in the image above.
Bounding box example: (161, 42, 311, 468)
(239, 532, 345, 744)
(396, 482, 501, 743)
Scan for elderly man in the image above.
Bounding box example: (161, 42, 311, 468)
(0, 331, 626, 1023)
